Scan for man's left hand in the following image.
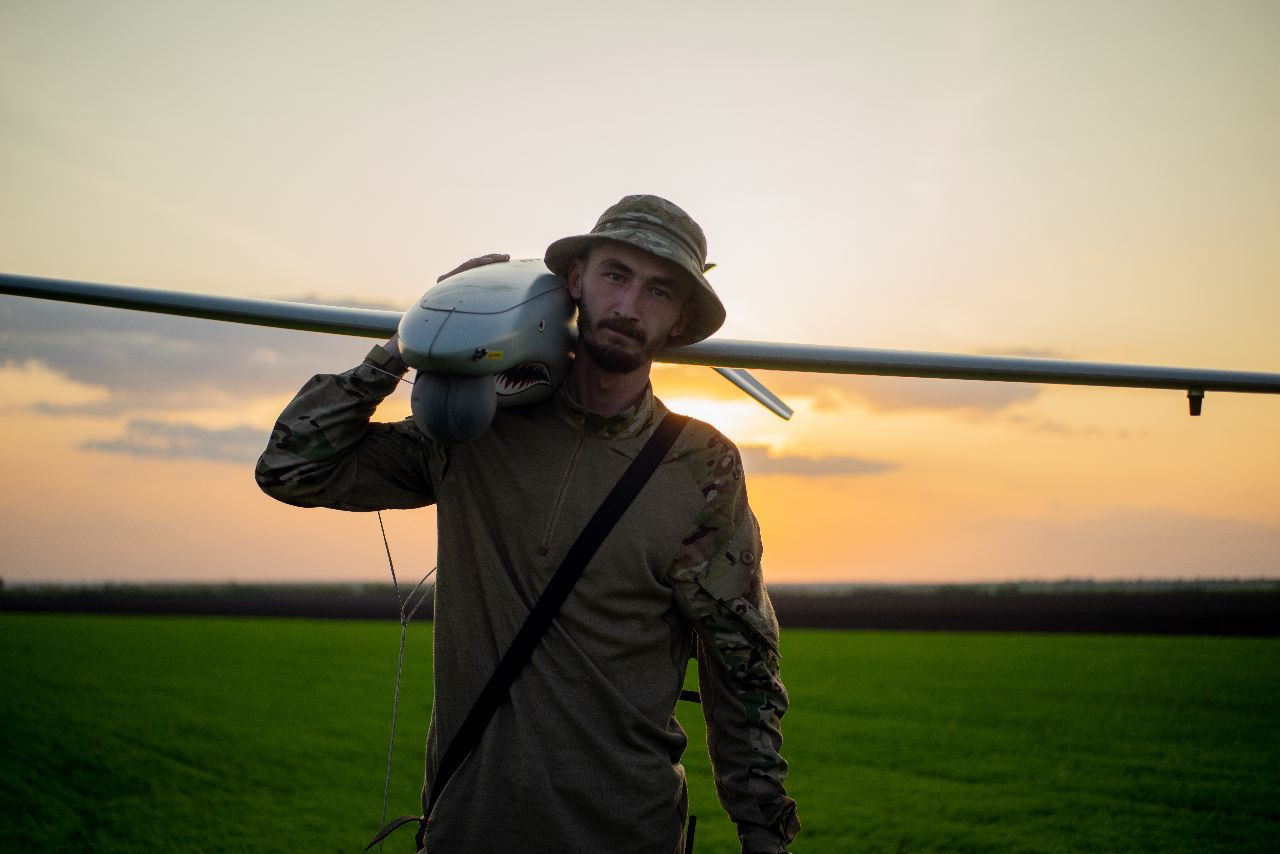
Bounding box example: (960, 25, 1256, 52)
(436, 253, 510, 283)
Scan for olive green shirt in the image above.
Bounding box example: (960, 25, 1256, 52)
(256, 345, 799, 853)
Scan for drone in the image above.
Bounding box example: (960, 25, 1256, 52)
(3, 265, 1278, 444)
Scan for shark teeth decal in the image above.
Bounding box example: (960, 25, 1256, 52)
(495, 362, 552, 396)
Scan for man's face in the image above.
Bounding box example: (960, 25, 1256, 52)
(567, 241, 693, 374)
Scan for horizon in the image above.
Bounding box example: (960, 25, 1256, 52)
(5, 576, 1279, 593)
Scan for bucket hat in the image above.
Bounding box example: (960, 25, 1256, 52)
(544, 195, 725, 346)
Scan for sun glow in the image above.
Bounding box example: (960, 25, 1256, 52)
(658, 394, 786, 448)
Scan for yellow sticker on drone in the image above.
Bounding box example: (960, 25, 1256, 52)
(486, 351, 504, 360)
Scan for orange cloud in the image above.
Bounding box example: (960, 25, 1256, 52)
(739, 444, 894, 477)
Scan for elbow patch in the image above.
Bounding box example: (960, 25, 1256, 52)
(695, 575, 781, 661)
(683, 514, 780, 659)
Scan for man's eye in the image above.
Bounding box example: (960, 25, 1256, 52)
(605, 272, 625, 283)
(652, 287, 669, 300)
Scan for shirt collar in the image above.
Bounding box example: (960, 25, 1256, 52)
(555, 382, 659, 440)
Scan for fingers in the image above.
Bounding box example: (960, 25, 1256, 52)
(436, 253, 511, 283)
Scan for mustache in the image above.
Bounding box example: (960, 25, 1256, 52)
(597, 317, 645, 343)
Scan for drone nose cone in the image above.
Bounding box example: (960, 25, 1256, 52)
(397, 260, 574, 375)
(411, 371, 497, 443)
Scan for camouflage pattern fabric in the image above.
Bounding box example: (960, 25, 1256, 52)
(256, 345, 798, 853)
(669, 432, 801, 852)
(255, 345, 443, 511)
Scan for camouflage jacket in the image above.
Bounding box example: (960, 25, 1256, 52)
(256, 345, 799, 853)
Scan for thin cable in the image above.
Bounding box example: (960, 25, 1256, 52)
(367, 364, 416, 385)
(375, 510, 435, 853)
(378, 512, 401, 606)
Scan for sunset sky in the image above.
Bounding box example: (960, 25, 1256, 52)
(2, 1, 1277, 585)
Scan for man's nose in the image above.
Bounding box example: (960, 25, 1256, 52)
(611, 283, 642, 319)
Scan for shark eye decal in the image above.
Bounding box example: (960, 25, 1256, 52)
(495, 362, 553, 396)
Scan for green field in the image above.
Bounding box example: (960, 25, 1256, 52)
(2, 615, 1276, 852)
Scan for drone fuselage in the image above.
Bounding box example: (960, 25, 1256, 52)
(397, 259, 576, 441)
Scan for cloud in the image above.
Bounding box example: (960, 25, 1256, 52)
(82, 419, 267, 463)
(0, 295, 384, 412)
(1002, 413, 1141, 439)
(739, 445, 895, 477)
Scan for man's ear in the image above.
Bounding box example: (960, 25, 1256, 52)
(566, 258, 584, 300)
(667, 300, 693, 343)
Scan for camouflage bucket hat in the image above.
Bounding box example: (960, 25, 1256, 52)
(544, 194, 726, 346)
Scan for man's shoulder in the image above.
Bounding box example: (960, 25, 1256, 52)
(657, 401, 747, 495)
(658, 398, 739, 451)
(673, 415, 739, 453)
(657, 402, 758, 589)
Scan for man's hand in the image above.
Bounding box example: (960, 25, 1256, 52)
(382, 253, 512, 356)
(435, 253, 510, 283)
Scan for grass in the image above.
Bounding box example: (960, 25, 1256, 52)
(746, 631, 1279, 853)
(2, 614, 1277, 852)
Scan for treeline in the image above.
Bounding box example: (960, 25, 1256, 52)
(2, 580, 1277, 635)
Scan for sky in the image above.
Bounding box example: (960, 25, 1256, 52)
(1, 0, 1277, 585)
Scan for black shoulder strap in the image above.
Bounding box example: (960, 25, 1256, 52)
(367, 411, 689, 850)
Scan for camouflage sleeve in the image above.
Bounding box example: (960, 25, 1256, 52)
(668, 431, 800, 853)
(255, 344, 439, 511)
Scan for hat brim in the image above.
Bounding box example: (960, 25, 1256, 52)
(544, 233, 725, 347)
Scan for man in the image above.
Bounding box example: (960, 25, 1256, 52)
(256, 195, 800, 853)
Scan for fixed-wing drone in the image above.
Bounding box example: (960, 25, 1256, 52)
(3, 265, 1279, 442)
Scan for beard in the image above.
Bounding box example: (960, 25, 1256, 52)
(577, 302, 660, 374)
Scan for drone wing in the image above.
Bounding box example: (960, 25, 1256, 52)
(0, 272, 400, 337)
(5, 272, 1279, 417)
(664, 339, 1280, 415)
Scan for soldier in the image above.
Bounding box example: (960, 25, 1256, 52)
(256, 195, 800, 854)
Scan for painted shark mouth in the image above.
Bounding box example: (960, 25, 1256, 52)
(495, 362, 553, 396)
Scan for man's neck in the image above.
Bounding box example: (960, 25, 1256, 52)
(565, 350, 653, 416)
